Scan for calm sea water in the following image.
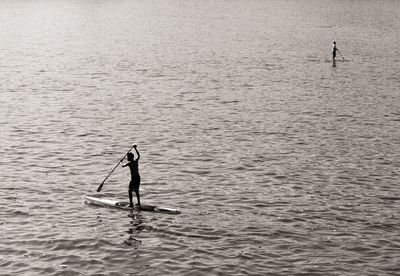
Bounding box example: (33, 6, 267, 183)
(1, 0, 400, 275)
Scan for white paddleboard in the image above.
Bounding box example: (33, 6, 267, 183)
(83, 195, 181, 214)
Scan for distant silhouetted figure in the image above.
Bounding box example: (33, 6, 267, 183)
(332, 41, 338, 61)
(122, 145, 141, 207)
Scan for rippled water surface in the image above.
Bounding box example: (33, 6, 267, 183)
(1, 0, 400, 275)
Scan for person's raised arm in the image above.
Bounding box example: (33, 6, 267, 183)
(133, 145, 140, 161)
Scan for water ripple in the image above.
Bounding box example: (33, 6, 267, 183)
(1, 0, 400, 275)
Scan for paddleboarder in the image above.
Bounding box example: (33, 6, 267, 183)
(122, 145, 141, 207)
(332, 41, 338, 61)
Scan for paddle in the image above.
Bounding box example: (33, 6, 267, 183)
(97, 145, 135, 192)
(337, 50, 345, 61)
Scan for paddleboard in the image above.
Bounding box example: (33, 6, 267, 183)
(325, 59, 348, 63)
(83, 195, 181, 214)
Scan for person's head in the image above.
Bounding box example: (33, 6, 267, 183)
(333, 41, 336, 45)
(127, 152, 134, 161)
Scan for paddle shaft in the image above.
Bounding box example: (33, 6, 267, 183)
(337, 50, 345, 61)
(97, 145, 135, 192)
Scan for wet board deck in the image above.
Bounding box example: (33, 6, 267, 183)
(83, 195, 181, 214)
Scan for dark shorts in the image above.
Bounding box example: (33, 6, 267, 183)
(129, 175, 140, 191)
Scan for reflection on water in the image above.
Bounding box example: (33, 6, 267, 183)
(1, 0, 400, 275)
(125, 213, 144, 247)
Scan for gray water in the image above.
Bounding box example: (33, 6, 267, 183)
(1, 0, 400, 275)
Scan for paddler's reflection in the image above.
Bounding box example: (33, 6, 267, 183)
(124, 213, 144, 246)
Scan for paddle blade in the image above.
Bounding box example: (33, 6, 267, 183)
(97, 183, 103, 192)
